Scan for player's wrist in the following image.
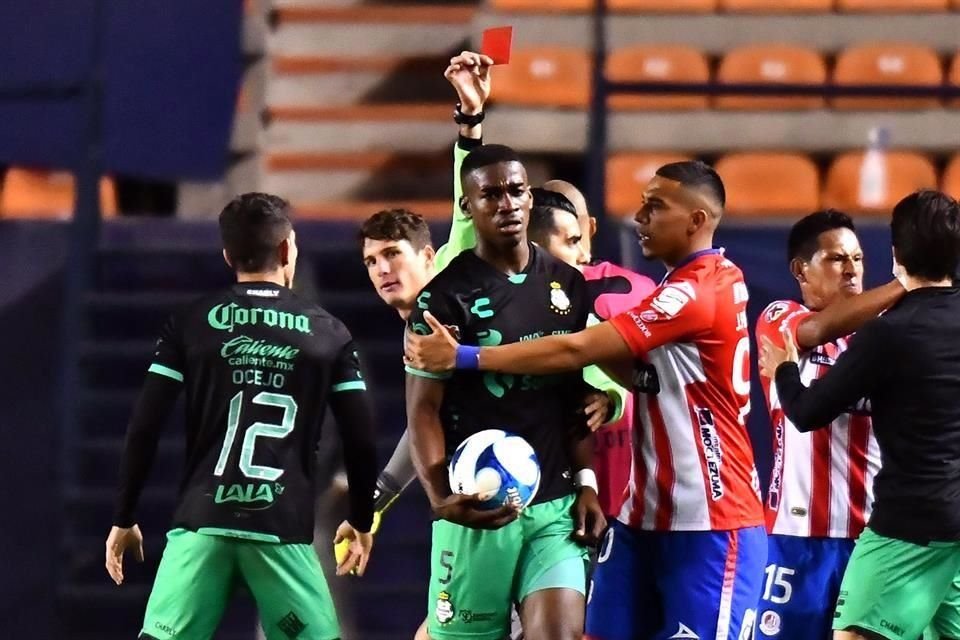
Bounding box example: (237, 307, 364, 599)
(574, 468, 599, 494)
(455, 345, 481, 370)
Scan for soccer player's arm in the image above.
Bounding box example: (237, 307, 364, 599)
(476, 280, 713, 375)
(328, 340, 378, 533)
(433, 136, 482, 272)
(404, 287, 456, 508)
(775, 319, 886, 432)
(112, 316, 185, 529)
(793, 279, 904, 350)
(756, 300, 811, 361)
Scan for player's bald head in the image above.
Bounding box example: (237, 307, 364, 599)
(543, 180, 588, 220)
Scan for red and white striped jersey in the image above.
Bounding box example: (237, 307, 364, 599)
(756, 299, 880, 539)
(608, 250, 764, 532)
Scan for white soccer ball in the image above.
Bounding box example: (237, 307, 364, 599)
(448, 429, 541, 510)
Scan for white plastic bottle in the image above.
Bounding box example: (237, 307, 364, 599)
(858, 127, 889, 209)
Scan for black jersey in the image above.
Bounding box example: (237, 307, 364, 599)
(145, 282, 367, 542)
(406, 245, 590, 505)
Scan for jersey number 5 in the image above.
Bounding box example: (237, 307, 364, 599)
(214, 391, 298, 481)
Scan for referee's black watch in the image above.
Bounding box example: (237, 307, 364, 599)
(453, 103, 485, 126)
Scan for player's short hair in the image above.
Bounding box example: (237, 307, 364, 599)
(655, 160, 726, 211)
(787, 209, 857, 263)
(459, 144, 524, 186)
(358, 208, 433, 252)
(219, 192, 293, 273)
(891, 190, 960, 281)
(528, 188, 578, 246)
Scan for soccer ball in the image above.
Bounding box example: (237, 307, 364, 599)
(448, 429, 541, 510)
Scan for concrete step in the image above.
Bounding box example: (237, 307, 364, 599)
(269, 5, 474, 58)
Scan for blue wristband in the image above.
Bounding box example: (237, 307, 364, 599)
(455, 345, 481, 370)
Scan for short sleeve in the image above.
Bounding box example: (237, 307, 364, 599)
(405, 283, 462, 380)
(147, 315, 186, 383)
(755, 300, 811, 353)
(608, 280, 714, 357)
(331, 340, 368, 393)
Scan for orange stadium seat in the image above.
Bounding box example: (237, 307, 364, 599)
(836, 0, 947, 11)
(715, 45, 827, 110)
(606, 45, 710, 110)
(823, 151, 937, 214)
(942, 155, 960, 200)
(719, 0, 834, 12)
(950, 52, 960, 107)
(491, 47, 590, 108)
(490, 0, 591, 11)
(0, 169, 117, 219)
(606, 153, 692, 216)
(715, 153, 820, 216)
(609, 0, 718, 11)
(832, 43, 943, 110)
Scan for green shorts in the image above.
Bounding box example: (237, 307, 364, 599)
(427, 494, 588, 640)
(141, 528, 339, 640)
(833, 527, 960, 640)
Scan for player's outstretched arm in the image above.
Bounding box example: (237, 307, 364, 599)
(405, 311, 633, 375)
(794, 279, 905, 350)
(765, 321, 885, 431)
(107, 373, 182, 585)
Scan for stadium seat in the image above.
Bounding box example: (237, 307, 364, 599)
(950, 52, 960, 107)
(823, 151, 937, 214)
(0, 169, 117, 219)
(715, 45, 827, 110)
(942, 155, 960, 200)
(606, 153, 692, 216)
(490, 0, 591, 11)
(836, 0, 948, 11)
(609, 0, 718, 11)
(606, 45, 710, 110)
(491, 47, 591, 109)
(719, 0, 833, 12)
(715, 153, 820, 216)
(832, 43, 943, 110)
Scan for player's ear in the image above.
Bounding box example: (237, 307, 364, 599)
(423, 244, 436, 267)
(459, 195, 471, 218)
(277, 237, 291, 267)
(790, 257, 807, 283)
(222, 249, 233, 270)
(688, 208, 708, 234)
(589, 216, 598, 239)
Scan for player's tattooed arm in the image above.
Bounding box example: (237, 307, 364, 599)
(795, 279, 905, 350)
(405, 312, 633, 375)
(374, 428, 417, 513)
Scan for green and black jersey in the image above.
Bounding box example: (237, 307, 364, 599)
(406, 245, 591, 505)
(113, 281, 377, 543)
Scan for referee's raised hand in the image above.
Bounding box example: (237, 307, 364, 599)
(445, 51, 494, 115)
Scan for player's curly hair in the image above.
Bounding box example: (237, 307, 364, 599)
(358, 208, 433, 252)
(891, 190, 960, 281)
(219, 192, 292, 273)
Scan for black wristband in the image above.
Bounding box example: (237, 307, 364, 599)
(454, 103, 485, 126)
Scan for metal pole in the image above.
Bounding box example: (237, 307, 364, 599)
(584, 0, 614, 263)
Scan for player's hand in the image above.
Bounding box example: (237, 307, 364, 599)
(404, 311, 459, 372)
(105, 524, 144, 586)
(433, 493, 519, 530)
(334, 510, 382, 576)
(759, 328, 799, 379)
(571, 488, 606, 547)
(583, 391, 612, 432)
(334, 520, 374, 577)
(444, 50, 493, 115)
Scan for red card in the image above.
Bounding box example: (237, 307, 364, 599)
(481, 26, 513, 65)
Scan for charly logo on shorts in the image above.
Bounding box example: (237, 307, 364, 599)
(759, 610, 781, 636)
(436, 591, 455, 625)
